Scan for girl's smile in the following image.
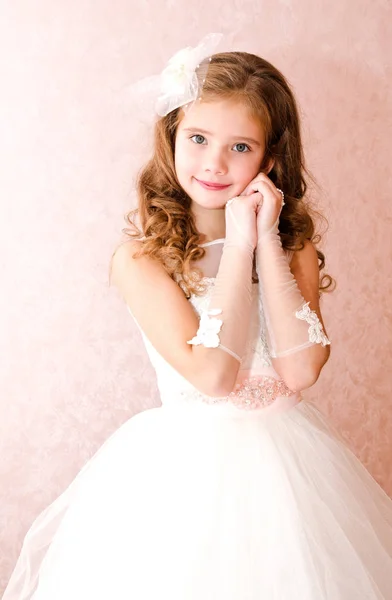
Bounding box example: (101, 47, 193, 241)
(195, 178, 232, 191)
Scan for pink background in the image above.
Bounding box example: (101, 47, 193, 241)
(1, 0, 391, 591)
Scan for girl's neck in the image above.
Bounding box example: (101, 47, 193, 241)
(191, 202, 226, 244)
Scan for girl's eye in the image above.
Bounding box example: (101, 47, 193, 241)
(189, 135, 250, 153)
(233, 143, 250, 153)
(190, 134, 206, 144)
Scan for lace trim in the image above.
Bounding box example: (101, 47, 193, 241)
(257, 330, 272, 367)
(186, 308, 242, 362)
(188, 280, 272, 367)
(295, 302, 331, 347)
(187, 308, 223, 348)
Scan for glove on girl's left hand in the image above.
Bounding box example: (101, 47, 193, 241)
(240, 172, 330, 361)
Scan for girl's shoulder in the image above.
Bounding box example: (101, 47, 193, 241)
(110, 237, 160, 283)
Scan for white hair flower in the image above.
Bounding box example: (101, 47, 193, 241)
(127, 33, 223, 118)
(160, 47, 200, 96)
(156, 33, 223, 116)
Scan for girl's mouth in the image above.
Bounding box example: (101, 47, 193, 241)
(196, 179, 231, 191)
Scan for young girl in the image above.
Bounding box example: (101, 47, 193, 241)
(4, 34, 392, 600)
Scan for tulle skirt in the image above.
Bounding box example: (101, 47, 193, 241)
(3, 398, 392, 600)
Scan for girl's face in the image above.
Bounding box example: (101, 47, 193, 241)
(174, 98, 267, 210)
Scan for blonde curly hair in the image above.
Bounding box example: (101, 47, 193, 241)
(110, 51, 335, 298)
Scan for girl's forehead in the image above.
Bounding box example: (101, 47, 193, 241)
(178, 99, 264, 137)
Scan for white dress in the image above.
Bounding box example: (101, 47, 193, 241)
(3, 240, 392, 599)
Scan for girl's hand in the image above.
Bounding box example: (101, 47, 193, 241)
(240, 173, 284, 237)
(225, 191, 262, 250)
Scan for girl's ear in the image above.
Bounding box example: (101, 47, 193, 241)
(265, 158, 275, 175)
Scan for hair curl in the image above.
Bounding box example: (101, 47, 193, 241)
(112, 51, 336, 298)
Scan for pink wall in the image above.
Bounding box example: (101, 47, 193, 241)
(1, 0, 391, 591)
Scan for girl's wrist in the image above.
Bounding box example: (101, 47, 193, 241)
(224, 234, 256, 252)
(257, 225, 280, 245)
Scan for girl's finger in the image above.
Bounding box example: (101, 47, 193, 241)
(241, 174, 280, 198)
(250, 179, 276, 194)
(239, 185, 251, 197)
(243, 191, 263, 212)
(250, 180, 282, 201)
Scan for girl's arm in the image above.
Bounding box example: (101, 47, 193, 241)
(256, 235, 331, 392)
(238, 172, 331, 393)
(111, 230, 254, 398)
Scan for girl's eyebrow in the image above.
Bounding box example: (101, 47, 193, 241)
(182, 127, 261, 147)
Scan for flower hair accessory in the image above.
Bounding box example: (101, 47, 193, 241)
(128, 33, 223, 118)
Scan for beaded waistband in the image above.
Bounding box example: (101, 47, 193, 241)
(204, 375, 296, 410)
(163, 375, 301, 416)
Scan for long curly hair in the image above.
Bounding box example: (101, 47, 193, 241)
(111, 51, 335, 298)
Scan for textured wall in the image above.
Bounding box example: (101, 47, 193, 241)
(1, 0, 391, 591)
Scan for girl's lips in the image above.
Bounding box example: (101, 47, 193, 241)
(196, 179, 231, 191)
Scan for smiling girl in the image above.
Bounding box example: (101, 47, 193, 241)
(4, 34, 392, 600)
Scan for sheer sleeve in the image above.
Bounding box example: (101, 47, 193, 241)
(187, 238, 255, 363)
(255, 227, 330, 358)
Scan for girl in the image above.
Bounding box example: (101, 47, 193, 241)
(4, 34, 392, 599)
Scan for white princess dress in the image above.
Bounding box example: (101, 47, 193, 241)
(3, 239, 392, 600)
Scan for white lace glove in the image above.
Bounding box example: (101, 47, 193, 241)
(255, 189, 330, 358)
(187, 193, 261, 363)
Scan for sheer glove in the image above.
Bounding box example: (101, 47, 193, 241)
(187, 193, 261, 363)
(255, 189, 330, 358)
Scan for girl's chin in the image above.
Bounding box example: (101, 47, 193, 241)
(190, 198, 228, 211)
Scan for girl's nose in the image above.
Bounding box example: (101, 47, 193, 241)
(203, 149, 228, 175)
